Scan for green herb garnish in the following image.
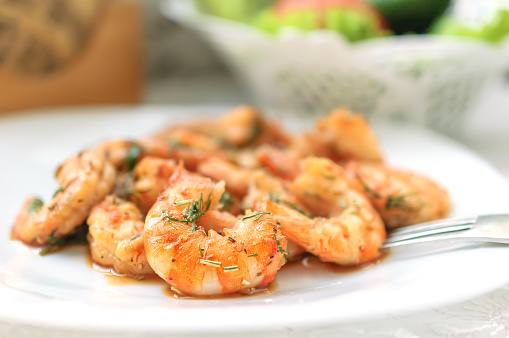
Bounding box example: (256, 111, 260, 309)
(126, 143, 142, 171)
(273, 233, 290, 255)
(27, 198, 44, 214)
(242, 212, 271, 222)
(282, 201, 313, 219)
(247, 253, 258, 258)
(223, 265, 239, 272)
(200, 259, 222, 267)
(219, 191, 233, 212)
(162, 191, 213, 232)
(52, 188, 64, 198)
(355, 173, 381, 199)
(39, 223, 89, 256)
(198, 244, 204, 257)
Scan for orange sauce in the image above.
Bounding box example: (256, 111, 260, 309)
(85, 251, 387, 299)
(85, 252, 166, 286)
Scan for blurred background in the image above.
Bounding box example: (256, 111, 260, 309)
(1, 0, 509, 172)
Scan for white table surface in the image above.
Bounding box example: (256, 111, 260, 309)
(144, 74, 509, 338)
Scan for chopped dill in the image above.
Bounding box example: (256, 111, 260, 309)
(27, 198, 43, 214)
(242, 212, 271, 222)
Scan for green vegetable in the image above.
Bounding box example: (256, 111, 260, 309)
(432, 9, 509, 44)
(254, 0, 390, 42)
(193, 0, 275, 23)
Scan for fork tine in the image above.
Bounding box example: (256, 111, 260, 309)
(388, 216, 477, 237)
(384, 223, 473, 243)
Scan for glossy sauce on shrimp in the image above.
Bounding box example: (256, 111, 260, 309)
(144, 166, 287, 296)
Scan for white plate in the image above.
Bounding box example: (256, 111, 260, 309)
(1, 106, 509, 336)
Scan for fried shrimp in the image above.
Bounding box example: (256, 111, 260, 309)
(12, 150, 116, 245)
(255, 157, 386, 265)
(87, 195, 154, 276)
(144, 168, 287, 296)
(344, 161, 450, 229)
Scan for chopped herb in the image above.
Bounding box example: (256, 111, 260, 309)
(126, 143, 142, 171)
(247, 119, 263, 145)
(130, 234, 141, 241)
(219, 191, 233, 212)
(355, 173, 381, 198)
(162, 210, 178, 229)
(241, 279, 251, 286)
(174, 199, 192, 206)
(386, 195, 407, 210)
(242, 212, 271, 222)
(247, 253, 258, 258)
(227, 237, 236, 243)
(268, 192, 279, 202)
(200, 259, 222, 267)
(171, 286, 183, 295)
(273, 233, 290, 255)
(52, 187, 64, 198)
(282, 201, 313, 219)
(39, 223, 88, 256)
(162, 191, 213, 232)
(27, 198, 43, 214)
(66, 195, 73, 203)
(168, 138, 180, 150)
(198, 244, 203, 257)
(223, 265, 239, 272)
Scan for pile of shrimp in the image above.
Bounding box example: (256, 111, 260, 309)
(11, 106, 450, 296)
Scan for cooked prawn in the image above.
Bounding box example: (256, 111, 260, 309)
(344, 160, 450, 229)
(144, 167, 287, 296)
(292, 108, 383, 163)
(255, 157, 386, 265)
(96, 138, 224, 172)
(12, 150, 116, 245)
(87, 195, 154, 276)
(157, 105, 290, 149)
(130, 157, 177, 214)
(197, 157, 255, 199)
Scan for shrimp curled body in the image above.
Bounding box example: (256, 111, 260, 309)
(144, 168, 287, 296)
(12, 150, 116, 245)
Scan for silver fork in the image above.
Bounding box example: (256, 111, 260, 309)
(382, 214, 509, 249)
